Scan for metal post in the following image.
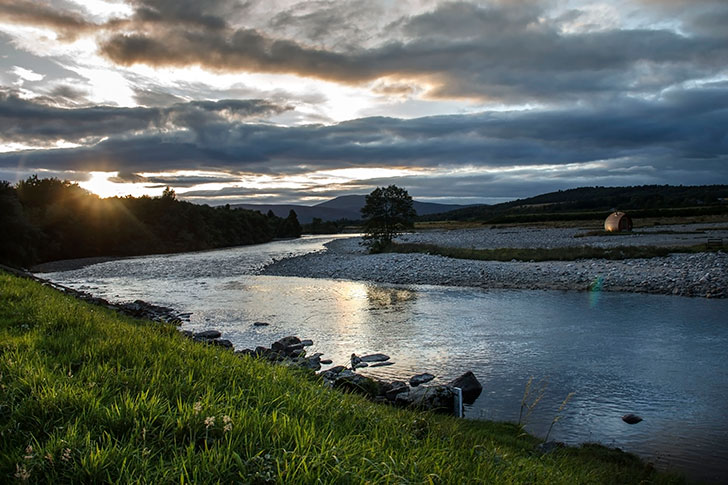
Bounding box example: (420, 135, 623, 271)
(454, 387, 463, 418)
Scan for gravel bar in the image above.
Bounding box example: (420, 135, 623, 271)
(261, 225, 728, 298)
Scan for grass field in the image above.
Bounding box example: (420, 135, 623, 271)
(0, 271, 684, 483)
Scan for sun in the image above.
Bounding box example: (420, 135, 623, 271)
(78, 172, 157, 199)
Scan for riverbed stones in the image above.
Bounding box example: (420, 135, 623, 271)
(410, 373, 435, 387)
(261, 227, 728, 299)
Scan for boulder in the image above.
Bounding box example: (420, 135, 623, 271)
(622, 413, 643, 424)
(383, 381, 409, 401)
(300, 339, 314, 346)
(320, 359, 333, 365)
(395, 385, 455, 413)
(409, 373, 435, 387)
(272, 336, 302, 353)
(194, 330, 222, 339)
(370, 361, 394, 368)
(211, 339, 233, 349)
(360, 353, 390, 363)
(289, 348, 306, 358)
(253, 321, 269, 327)
(447, 371, 483, 404)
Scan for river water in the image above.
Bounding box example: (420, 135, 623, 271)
(42, 236, 728, 482)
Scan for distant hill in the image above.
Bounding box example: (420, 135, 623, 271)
(232, 195, 471, 223)
(421, 185, 728, 223)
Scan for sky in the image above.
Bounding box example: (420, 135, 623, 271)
(0, 0, 727, 206)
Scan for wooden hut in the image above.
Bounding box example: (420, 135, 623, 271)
(604, 211, 633, 232)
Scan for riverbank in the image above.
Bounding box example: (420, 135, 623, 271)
(0, 270, 684, 483)
(261, 225, 727, 298)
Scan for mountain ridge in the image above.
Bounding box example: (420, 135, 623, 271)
(231, 195, 472, 223)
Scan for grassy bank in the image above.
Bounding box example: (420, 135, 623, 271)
(0, 271, 683, 483)
(387, 242, 716, 262)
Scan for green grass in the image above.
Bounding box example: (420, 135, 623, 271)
(388, 242, 717, 262)
(0, 271, 684, 484)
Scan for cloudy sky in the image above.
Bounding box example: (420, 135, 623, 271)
(0, 0, 726, 205)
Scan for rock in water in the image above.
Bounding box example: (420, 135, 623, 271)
(360, 353, 390, 363)
(622, 413, 643, 424)
(253, 321, 269, 327)
(447, 371, 483, 404)
(409, 373, 435, 387)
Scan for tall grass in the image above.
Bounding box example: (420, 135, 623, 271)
(0, 271, 684, 483)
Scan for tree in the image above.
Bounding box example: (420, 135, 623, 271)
(276, 209, 302, 238)
(161, 186, 177, 200)
(361, 185, 416, 252)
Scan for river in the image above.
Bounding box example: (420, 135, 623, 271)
(42, 235, 728, 483)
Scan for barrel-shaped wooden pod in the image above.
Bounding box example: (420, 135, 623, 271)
(604, 211, 633, 232)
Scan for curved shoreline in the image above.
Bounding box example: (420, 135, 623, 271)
(261, 230, 727, 298)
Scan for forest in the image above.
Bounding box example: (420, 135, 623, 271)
(0, 176, 301, 269)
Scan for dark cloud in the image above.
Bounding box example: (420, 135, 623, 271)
(93, 1, 728, 102)
(0, 89, 292, 145)
(5, 1, 727, 103)
(2, 84, 726, 189)
(0, 0, 98, 40)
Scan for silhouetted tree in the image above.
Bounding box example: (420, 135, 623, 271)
(276, 209, 302, 238)
(361, 185, 416, 252)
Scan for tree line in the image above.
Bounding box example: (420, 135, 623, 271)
(420, 184, 728, 222)
(0, 176, 301, 269)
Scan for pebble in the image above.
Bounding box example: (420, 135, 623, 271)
(261, 225, 728, 299)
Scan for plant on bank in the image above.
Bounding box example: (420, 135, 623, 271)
(361, 185, 417, 253)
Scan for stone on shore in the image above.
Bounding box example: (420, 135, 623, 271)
(383, 381, 409, 401)
(194, 330, 222, 339)
(211, 339, 233, 349)
(272, 336, 301, 353)
(395, 385, 455, 413)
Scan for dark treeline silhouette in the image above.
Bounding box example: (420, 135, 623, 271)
(0, 176, 301, 268)
(419, 185, 728, 222)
